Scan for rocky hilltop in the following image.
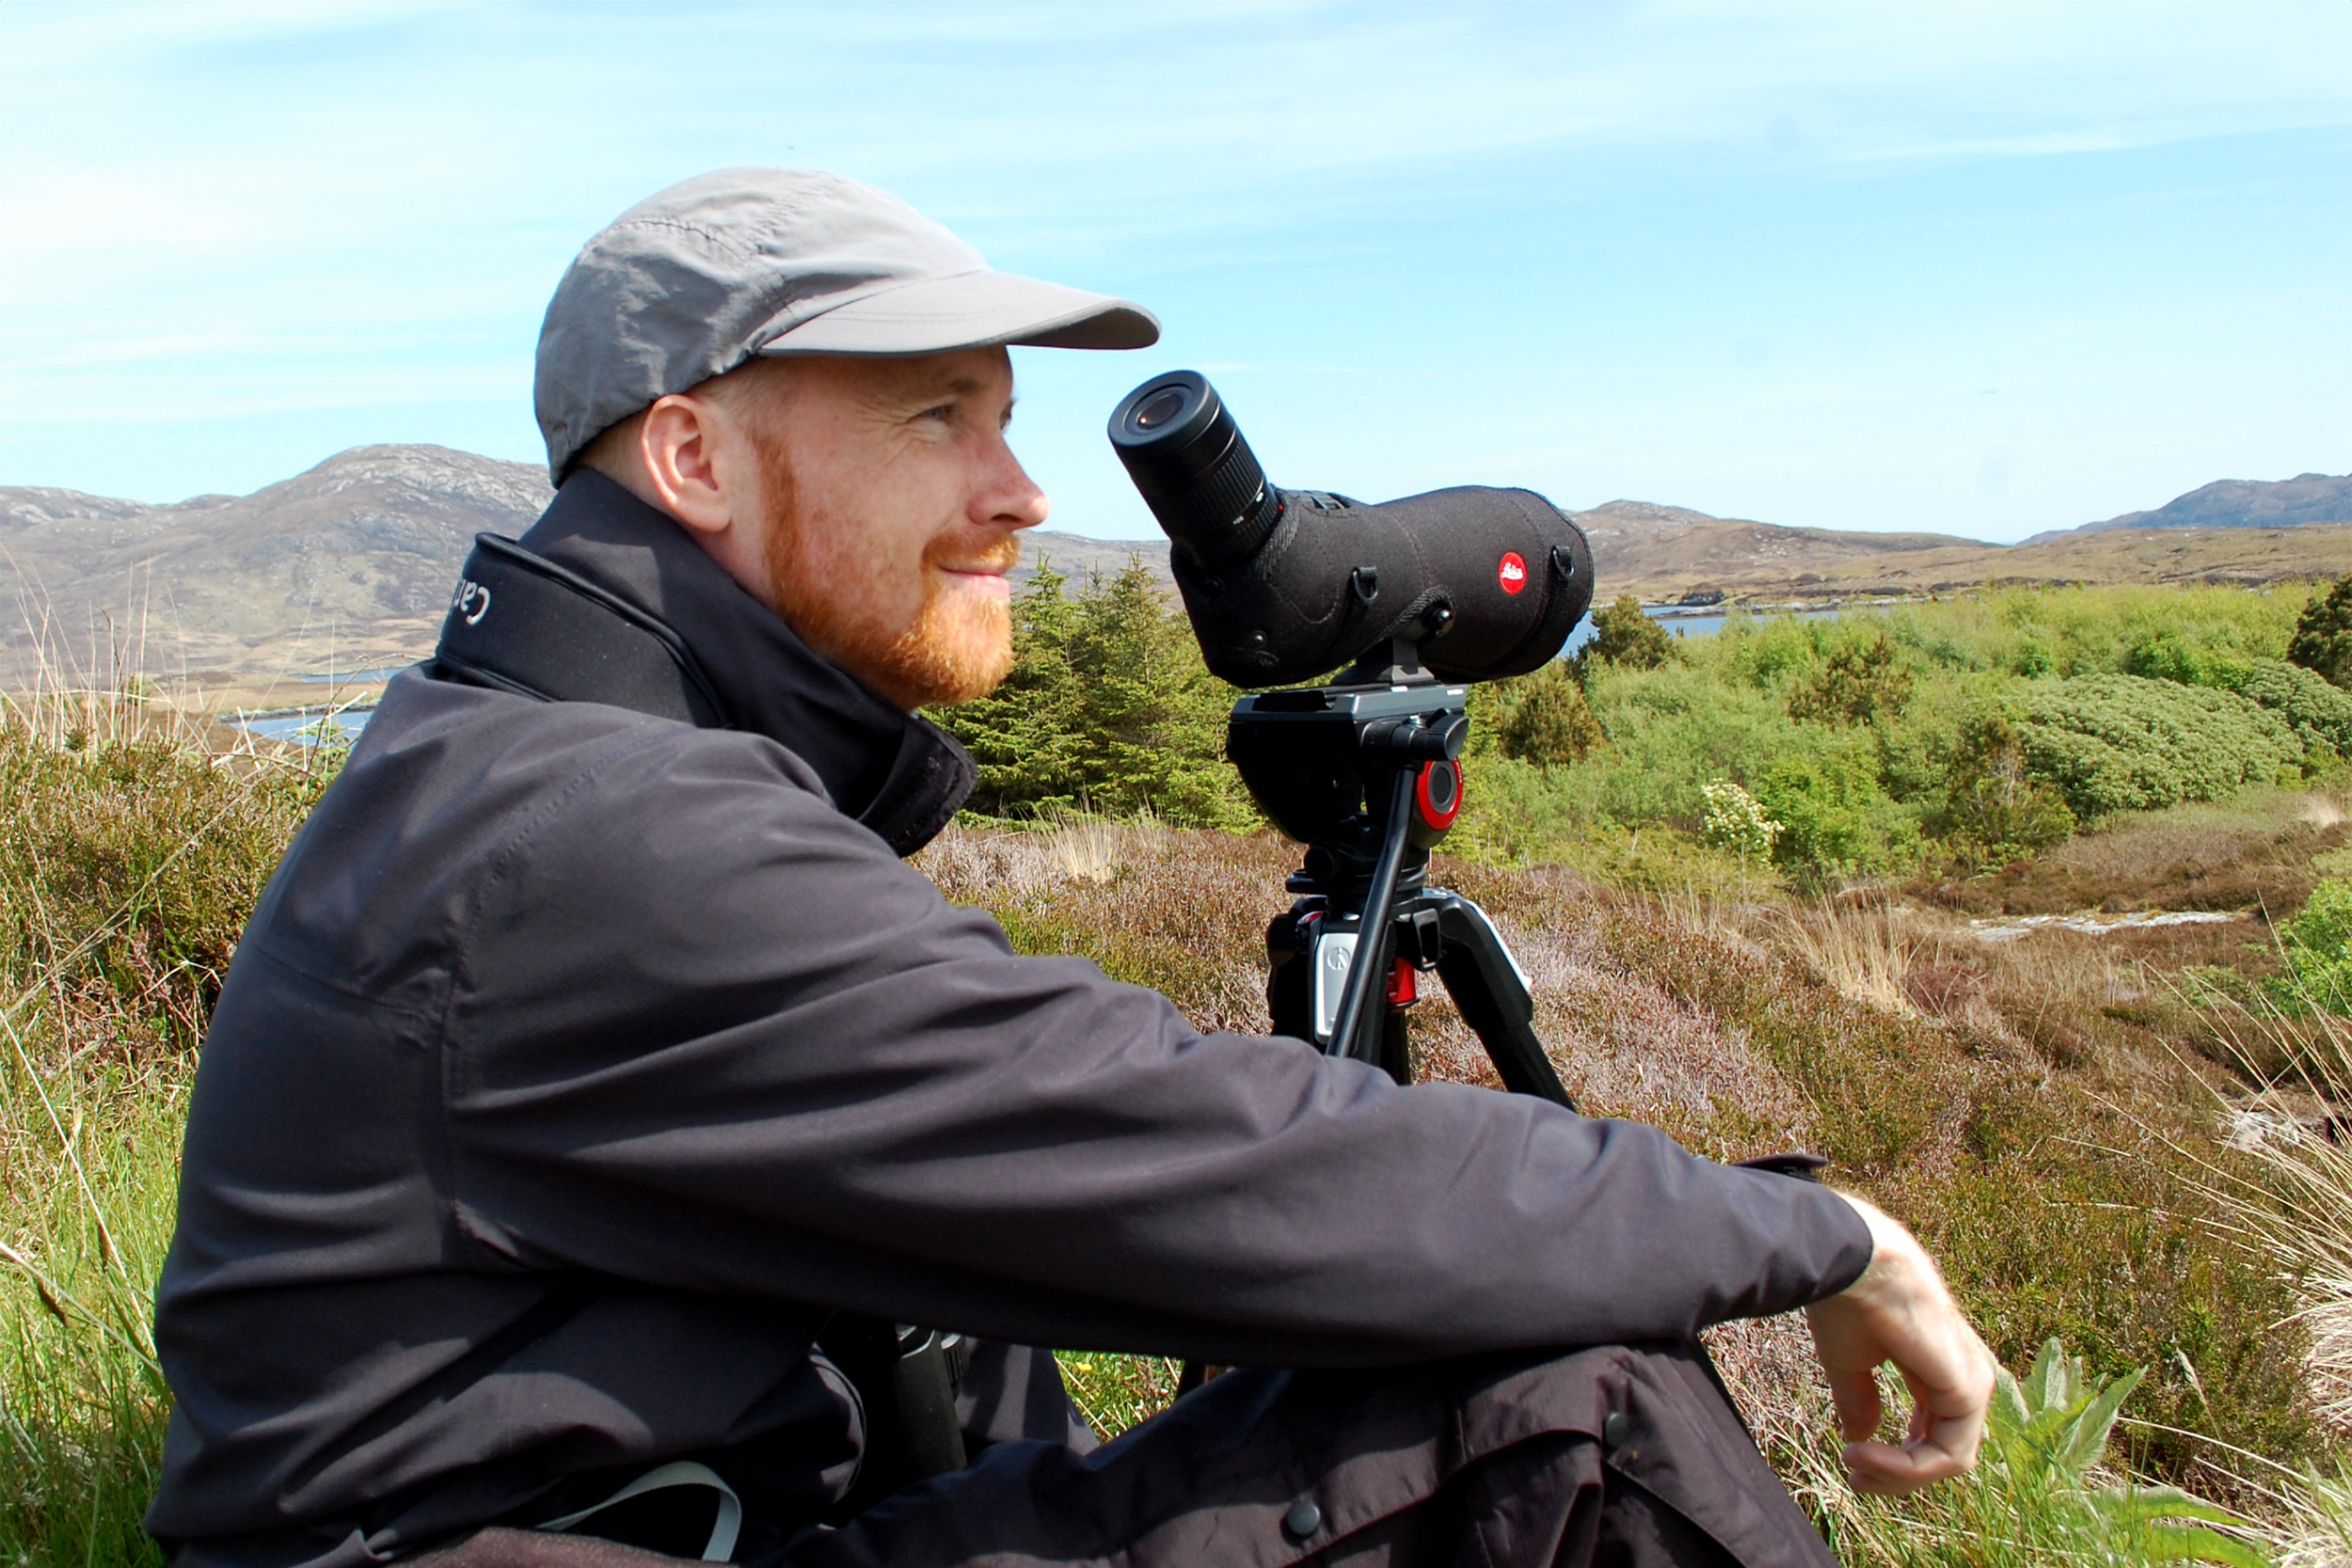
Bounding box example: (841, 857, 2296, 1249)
(2023, 471, 2352, 544)
(5, 447, 2349, 689)
(0, 446, 553, 686)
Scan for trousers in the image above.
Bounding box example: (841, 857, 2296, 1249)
(411, 1341, 1836, 1568)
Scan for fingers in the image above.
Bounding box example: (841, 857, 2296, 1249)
(1842, 1395, 1987, 1495)
(1806, 1192, 1998, 1493)
(1825, 1362, 1884, 1444)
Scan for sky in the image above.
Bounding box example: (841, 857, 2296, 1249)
(0, 1, 2345, 545)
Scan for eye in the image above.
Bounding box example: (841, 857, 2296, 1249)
(919, 403, 956, 424)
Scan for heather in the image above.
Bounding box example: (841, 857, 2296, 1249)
(8, 578, 2352, 1565)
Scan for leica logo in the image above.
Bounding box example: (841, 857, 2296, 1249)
(1497, 551, 1528, 595)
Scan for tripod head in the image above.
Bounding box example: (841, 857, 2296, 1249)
(1229, 638, 1467, 880)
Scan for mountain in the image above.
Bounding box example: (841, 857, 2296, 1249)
(8, 444, 2352, 693)
(1568, 500, 1979, 600)
(2020, 472, 2352, 545)
(0, 446, 550, 688)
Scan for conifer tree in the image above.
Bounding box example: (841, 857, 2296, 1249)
(2289, 575, 2352, 689)
(932, 559, 1255, 828)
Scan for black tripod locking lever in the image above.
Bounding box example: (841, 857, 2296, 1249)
(1320, 764, 1417, 1068)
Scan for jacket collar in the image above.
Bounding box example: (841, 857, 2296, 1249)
(512, 469, 975, 856)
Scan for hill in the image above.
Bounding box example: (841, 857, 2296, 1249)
(0, 446, 550, 688)
(1570, 499, 1978, 600)
(2021, 471, 2352, 545)
(6, 445, 2351, 689)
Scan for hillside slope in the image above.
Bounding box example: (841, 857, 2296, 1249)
(7, 445, 2351, 688)
(0, 446, 549, 685)
(2021, 471, 2352, 545)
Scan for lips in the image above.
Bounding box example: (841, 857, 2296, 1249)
(931, 536, 1020, 593)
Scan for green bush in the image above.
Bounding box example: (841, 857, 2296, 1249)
(2125, 633, 2253, 692)
(2012, 674, 2302, 820)
(1933, 714, 2077, 868)
(2288, 574, 2352, 689)
(2272, 875, 2352, 1013)
(1788, 631, 1912, 727)
(2233, 657, 2352, 763)
(1484, 661, 1602, 765)
(1883, 584, 2304, 682)
(1754, 748, 1919, 884)
(934, 562, 1254, 828)
(1576, 594, 1675, 673)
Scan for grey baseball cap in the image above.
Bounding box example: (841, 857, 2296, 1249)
(534, 168, 1161, 480)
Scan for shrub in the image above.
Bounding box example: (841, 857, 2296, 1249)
(1701, 780, 1782, 861)
(1887, 584, 2303, 682)
(1933, 714, 2077, 867)
(1754, 748, 1919, 885)
(2234, 657, 2352, 764)
(1488, 661, 1602, 765)
(2126, 633, 2253, 692)
(2289, 575, 2352, 689)
(2273, 876, 2352, 1014)
(2012, 674, 2303, 820)
(1788, 632, 1913, 727)
(1577, 594, 1675, 673)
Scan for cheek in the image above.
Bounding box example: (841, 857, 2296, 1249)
(799, 493, 932, 619)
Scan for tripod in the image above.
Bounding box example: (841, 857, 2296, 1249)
(1172, 640, 1576, 1395)
(1236, 639, 1575, 1106)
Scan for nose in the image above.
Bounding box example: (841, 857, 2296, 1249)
(977, 430, 1050, 533)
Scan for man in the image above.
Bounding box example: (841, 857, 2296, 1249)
(148, 169, 1993, 1568)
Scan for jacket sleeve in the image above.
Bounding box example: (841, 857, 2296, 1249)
(438, 730, 1872, 1368)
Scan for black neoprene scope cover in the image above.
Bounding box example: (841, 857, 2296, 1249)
(1107, 371, 1595, 687)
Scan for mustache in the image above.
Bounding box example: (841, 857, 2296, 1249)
(930, 536, 1021, 574)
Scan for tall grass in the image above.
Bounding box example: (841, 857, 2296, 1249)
(2174, 986, 2352, 1565)
(0, 686, 331, 1568)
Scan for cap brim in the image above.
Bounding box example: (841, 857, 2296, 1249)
(756, 270, 1159, 356)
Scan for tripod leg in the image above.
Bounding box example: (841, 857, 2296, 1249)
(1377, 1009, 1411, 1086)
(1264, 908, 1314, 1041)
(1430, 893, 1576, 1109)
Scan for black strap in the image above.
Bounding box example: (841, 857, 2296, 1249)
(433, 533, 730, 729)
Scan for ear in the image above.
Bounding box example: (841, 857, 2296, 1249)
(638, 392, 753, 539)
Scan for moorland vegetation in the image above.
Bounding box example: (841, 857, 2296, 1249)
(6, 567, 2352, 1566)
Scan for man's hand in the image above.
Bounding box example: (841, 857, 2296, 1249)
(1804, 1193, 1996, 1496)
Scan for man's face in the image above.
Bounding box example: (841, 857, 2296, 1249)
(741, 347, 1046, 711)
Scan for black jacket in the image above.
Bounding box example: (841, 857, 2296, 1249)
(147, 473, 1871, 1567)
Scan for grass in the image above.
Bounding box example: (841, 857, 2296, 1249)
(4, 667, 2348, 1565)
(2164, 981, 2352, 1566)
(0, 685, 335, 1568)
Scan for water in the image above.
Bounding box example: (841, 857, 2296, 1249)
(230, 708, 373, 746)
(1559, 603, 1861, 655)
(298, 665, 413, 684)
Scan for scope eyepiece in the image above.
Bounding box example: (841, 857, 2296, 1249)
(1107, 372, 1285, 570)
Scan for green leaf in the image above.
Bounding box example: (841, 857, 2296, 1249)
(2054, 1364, 2143, 1476)
(2131, 1520, 2266, 1568)
(2022, 1336, 2072, 1414)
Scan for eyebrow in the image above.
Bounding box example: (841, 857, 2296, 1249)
(908, 373, 1015, 419)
